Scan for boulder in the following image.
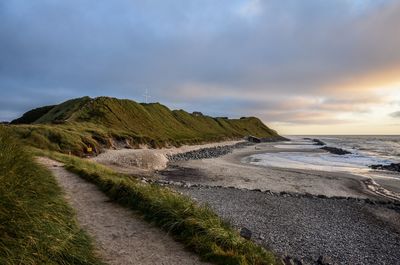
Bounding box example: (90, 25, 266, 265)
(320, 146, 351, 155)
(246, 135, 261, 143)
(239, 227, 252, 240)
(317, 255, 335, 265)
(369, 163, 400, 173)
(312, 139, 326, 146)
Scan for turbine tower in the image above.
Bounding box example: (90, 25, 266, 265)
(143, 88, 151, 103)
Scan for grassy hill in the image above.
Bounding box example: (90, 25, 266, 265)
(9, 96, 282, 155)
(10, 105, 55, 124)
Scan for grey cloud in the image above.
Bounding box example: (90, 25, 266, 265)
(390, 111, 400, 118)
(0, 0, 399, 125)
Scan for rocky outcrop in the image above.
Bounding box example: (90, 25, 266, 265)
(320, 146, 351, 155)
(247, 135, 289, 143)
(307, 138, 351, 155)
(246, 135, 262, 143)
(312, 139, 326, 146)
(369, 163, 400, 173)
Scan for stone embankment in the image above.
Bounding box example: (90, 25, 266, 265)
(306, 138, 352, 156)
(167, 142, 254, 162)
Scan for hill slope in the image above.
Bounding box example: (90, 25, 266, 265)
(10, 105, 55, 124)
(10, 96, 283, 155)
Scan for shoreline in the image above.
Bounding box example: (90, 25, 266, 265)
(159, 142, 400, 201)
(92, 138, 400, 201)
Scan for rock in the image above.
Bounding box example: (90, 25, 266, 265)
(246, 135, 262, 143)
(240, 227, 252, 240)
(298, 259, 310, 265)
(369, 163, 400, 173)
(192, 111, 203, 116)
(282, 256, 307, 265)
(261, 136, 290, 142)
(312, 139, 326, 146)
(320, 146, 351, 155)
(283, 256, 296, 265)
(317, 255, 334, 265)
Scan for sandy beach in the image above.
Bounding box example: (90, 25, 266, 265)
(160, 142, 400, 200)
(92, 139, 400, 200)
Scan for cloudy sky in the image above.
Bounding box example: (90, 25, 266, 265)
(1, 0, 400, 134)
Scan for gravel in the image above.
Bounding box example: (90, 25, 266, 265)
(176, 186, 400, 265)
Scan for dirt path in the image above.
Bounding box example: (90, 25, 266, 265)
(38, 157, 208, 265)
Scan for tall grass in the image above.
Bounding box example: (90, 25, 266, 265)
(0, 128, 102, 265)
(38, 149, 281, 265)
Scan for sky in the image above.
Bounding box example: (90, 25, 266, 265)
(1, 0, 400, 135)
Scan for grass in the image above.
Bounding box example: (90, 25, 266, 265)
(9, 96, 282, 156)
(36, 149, 282, 265)
(0, 127, 102, 265)
(3, 96, 284, 264)
(10, 105, 55, 124)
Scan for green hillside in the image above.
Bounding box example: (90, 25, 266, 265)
(10, 105, 55, 124)
(9, 96, 282, 155)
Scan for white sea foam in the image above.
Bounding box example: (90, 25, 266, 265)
(247, 151, 393, 174)
(273, 144, 320, 149)
(247, 136, 400, 178)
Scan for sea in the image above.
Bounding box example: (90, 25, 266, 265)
(247, 135, 400, 180)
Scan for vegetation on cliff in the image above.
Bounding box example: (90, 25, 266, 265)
(10, 96, 282, 155)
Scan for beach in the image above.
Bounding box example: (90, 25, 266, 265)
(158, 140, 400, 200)
(92, 138, 400, 264)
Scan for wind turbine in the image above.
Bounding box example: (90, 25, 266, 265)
(143, 88, 151, 103)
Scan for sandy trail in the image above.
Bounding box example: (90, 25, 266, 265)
(37, 157, 208, 265)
